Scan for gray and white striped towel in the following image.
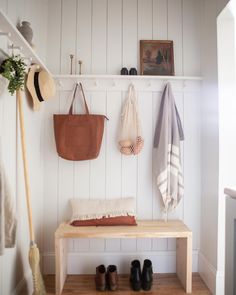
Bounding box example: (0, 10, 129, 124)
(154, 83, 184, 213)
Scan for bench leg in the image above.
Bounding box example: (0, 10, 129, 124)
(176, 236, 192, 293)
(55, 238, 68, 295)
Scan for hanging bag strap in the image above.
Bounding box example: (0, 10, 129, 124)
(69, 82, 90, 115)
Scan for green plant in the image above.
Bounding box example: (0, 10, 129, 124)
(0, 55, 26, 95)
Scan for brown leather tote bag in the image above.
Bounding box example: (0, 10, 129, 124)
(54, 82, 108, 161)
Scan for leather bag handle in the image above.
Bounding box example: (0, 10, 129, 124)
(69, 82, 90, 115)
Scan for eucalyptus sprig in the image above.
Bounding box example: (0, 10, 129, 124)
(0, 55, 26, 95)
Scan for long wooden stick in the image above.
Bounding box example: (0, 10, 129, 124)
(17, 89, 35, 242)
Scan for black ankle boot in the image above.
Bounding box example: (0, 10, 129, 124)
(130, 260, 142, 291)
(141, 259, 153, 291)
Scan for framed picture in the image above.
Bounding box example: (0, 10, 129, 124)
(140, 40, 174, 76)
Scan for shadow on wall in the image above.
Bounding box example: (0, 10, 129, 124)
(14, 246, 30, 295)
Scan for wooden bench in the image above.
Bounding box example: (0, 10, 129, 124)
(55, 220, 192, 294)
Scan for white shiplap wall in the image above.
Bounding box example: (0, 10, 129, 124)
(44, 0, 202, 274)
(0, 0, 48, 294)
(47, 0, 201, 76)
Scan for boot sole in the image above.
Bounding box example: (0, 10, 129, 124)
(96, 286, 106, 291)
(109, 285, 118, 291)
(142, 281, 152, 291)
(131, 282, 142, 291)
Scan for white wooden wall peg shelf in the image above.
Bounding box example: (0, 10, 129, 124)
(0, 8, 50, 72)
(54, 75, 202, 92)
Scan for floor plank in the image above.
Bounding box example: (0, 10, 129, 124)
(44, 273, 212, 295)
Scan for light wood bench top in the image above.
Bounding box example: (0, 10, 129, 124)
(55, 220, 192, 239)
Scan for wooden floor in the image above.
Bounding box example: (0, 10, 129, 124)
(44, 273, 211, 295)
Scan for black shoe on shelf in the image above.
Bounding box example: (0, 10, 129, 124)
(141, 259, 153, 291)
(129, 68, 137, 75)
(121, 67, 128, 75)
(130, 260, 142, 291)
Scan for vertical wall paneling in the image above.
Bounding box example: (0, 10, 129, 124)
(42, 0, 202, 274)
(136, 91, 153, 251)
(0, 88, 15, 295)
(73, 91, 91, 252)
(184, 90, 201, 250)
(60, 0, 77, 247)
(46, 0, 62, 74)
(58, 91, 75, 252)
(137, 0, 153, 73)
(91, 0, 107, 74)
(6, 0, 21, 24)
(136, 91, 153, 220)
(105, 84, 122, 258)
(0, 0, 8, 59)
(46, 0, 202, 78)
(0, 1, 48, 292)
(61, 0, 77, 74)
(105, 91, 122, 199)
(122, 0, 138, 70)
(1, 62, 17, 294)
(138, 0, 153, 39)
(27, 0, 48, 62)
(42, 93, 60, 255)
(167, 0, 183, 76)
(107, 0, 122, 74)
(183, 0, 201, 76)
(153, 0, 168, 39)
(89, 91, 107, 252)
(89, 92, 107, 199)
(0, 0, 7, 13)
(77, 0, 92, 75)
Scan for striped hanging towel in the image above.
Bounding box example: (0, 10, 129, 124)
(154, 82, 184, 214)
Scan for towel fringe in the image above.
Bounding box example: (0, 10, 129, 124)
(71, 211, 135, 222)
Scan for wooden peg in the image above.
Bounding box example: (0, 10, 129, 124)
(69, 54, 74, 75)
(78, 60, 82, 75)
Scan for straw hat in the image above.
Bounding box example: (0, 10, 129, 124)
(26, 65, 56, 111)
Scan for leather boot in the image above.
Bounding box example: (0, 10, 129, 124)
(107, 265, 118, 291)
(130, 260, 142, 291)
(95, 264, 106, 291)
(141, 259, 153, 291)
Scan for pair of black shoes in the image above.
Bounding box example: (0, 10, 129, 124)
(120, 67, 137, 75)
(130, 259, 153, 291)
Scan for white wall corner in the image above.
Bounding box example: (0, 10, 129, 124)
(198, 251, 218, 294)
(215, 270, 224, 295)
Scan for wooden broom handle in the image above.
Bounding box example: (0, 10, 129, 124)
(17, 90, 35, 242)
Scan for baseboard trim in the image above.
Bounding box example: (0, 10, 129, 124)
(215, 270, 224, 295)
(43, 250, 199, 275)
(198, 251, 217, 294)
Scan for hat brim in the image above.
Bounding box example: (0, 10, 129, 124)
(26, 64, 41, 111)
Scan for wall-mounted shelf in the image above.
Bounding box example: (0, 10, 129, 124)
(54, 74, 203, 81)
(54, 74, 202, 92)
(0, 8, 50, 72)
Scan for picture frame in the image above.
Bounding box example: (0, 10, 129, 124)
(140, 40, 174, 76)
